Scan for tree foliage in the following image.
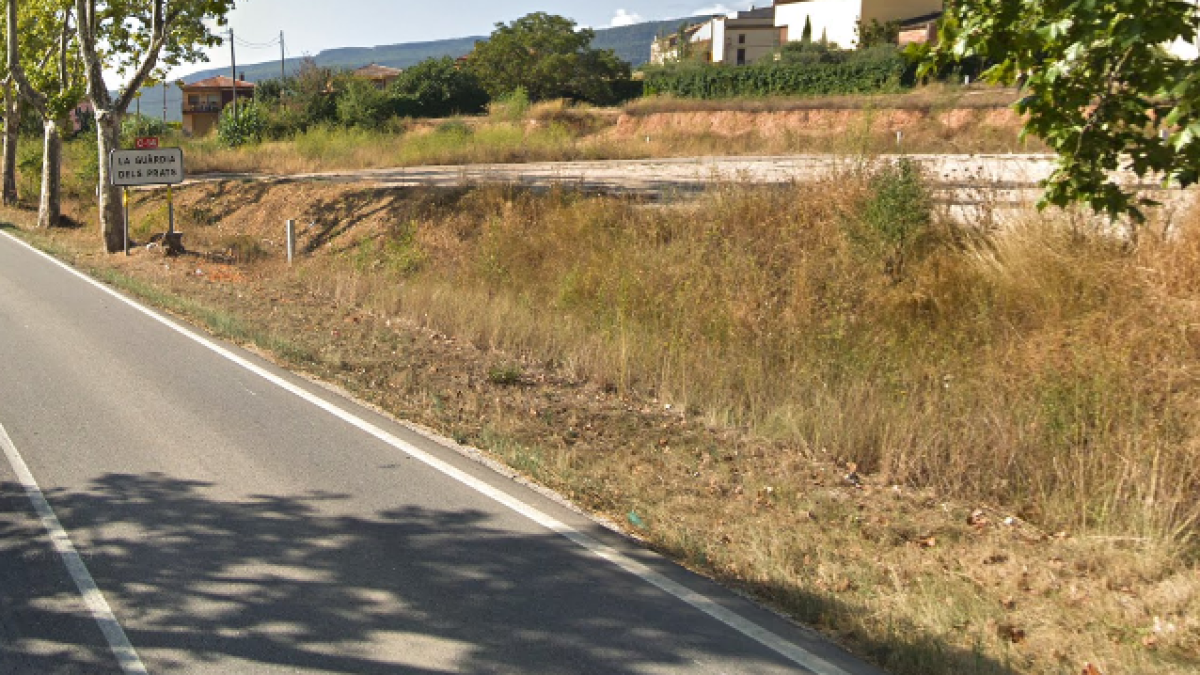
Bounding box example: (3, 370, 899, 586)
(390, 56, 489, 118)
(927, 0, 1200, 221)
(73, 0, 238, 252)
(468, 12, 631, 104)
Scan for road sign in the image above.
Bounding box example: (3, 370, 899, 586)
(135, 136, 160, 150)
(109, 148, 185, 187)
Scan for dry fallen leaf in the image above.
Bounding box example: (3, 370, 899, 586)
(1081, 664, 1103, 675)
(997, 623, 1027, 644)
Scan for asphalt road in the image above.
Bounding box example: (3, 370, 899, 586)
(0, 231, 889, 674)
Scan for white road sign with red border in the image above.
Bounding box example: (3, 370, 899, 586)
(109, 148, 185, 187)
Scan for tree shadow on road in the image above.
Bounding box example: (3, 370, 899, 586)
(1, 472, 1021, 674)
(1, 473, 795, 674)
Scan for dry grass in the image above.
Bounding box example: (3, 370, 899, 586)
(12, 168, 1200, 674)
(176, 87, 1036, 177)
(622, 84, 1022, 115)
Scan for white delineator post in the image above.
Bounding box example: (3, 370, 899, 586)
(286, 219, 296, 265)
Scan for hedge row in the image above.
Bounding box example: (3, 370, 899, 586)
(642, 57, 908, 99)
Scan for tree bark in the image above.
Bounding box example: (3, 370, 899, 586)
(37, 117, 61, 228)
(94, 109, 123, 251)
(2, 79, 19, 206)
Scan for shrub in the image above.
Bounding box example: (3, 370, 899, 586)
(643, 49, 907, 99)
(336, 77, 393, 129)
(389, 57, 490, 118)
(217, 100, 267, 147)
(853, 158, 934, 281)
(122, 114, 169, 141)
(488, 87, 531, 121)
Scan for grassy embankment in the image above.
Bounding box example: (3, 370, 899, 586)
(6, 90, 1191, 674)
(151, 87, 1037, 176)
(9, 147, 1198, 674)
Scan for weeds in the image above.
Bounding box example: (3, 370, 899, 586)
(21, 162, 1200, 674)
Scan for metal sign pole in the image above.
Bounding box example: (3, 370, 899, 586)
(123, 188, 130, 256)
(167, 185, 175, 236)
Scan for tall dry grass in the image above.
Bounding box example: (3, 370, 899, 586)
(299, 173, 1200, 551)
(178, 91, 1036, 176)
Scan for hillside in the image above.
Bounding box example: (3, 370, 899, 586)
(139, 17, 702, 123)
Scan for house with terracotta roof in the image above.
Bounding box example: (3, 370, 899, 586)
(179, 76, 256, 136)
(353, 63, 403, 89)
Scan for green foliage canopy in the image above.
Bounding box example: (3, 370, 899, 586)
(927, 0, 1200, 221)
(389, 56, 489, 118)
(468, 12, 632, 104)
(75, 0, 237, 112)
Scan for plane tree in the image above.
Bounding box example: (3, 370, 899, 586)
(468, 12, 631, 105)
(926, 0, 1200, 223)
(6, 0, 85, 228)
(74, 0, 235, 252)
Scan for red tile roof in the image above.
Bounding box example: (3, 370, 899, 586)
(181, 76, 256, 90)
(354, 63, 403, 79)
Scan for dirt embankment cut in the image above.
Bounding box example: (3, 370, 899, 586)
(609, 107, 1024, 139)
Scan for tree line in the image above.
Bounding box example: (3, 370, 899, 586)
(1, 6, 634, 252)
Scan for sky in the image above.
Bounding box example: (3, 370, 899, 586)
(175, 0, 759, 78)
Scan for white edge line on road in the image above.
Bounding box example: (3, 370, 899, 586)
(3, 231, 855, 675)
(0, 423, 149, 675)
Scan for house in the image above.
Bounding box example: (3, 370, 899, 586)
(179, 76, 256, 136)
(774, 0, 944, 49)
(650, 24, 707, 65)
(353, 63, 403, 89)
(653, 1, 943, 66)
(651, 6, 781, 66)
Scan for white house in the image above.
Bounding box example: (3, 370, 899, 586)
(651, 6, 780, 66)
(774, 0, 944, 50)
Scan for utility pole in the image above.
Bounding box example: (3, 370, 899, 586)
(280, 31, 286, 82)
(229, 28, 238, 120)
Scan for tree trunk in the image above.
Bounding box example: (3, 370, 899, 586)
(94, 109, 124, 252)
(2, 80, 19, 206)
(38, 118, 62, 228)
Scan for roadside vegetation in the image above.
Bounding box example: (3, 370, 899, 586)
(6, 4, 1199, 675)
(7, 159, 1199, 673)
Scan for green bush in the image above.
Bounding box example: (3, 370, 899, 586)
(336, 77, 392, 129)
(389, 57, 490, 118)
(854, 158, 934, 282)
(643, 49, 908, 99)
(217, 100, 267, 147)
(122, 114, 169, 141)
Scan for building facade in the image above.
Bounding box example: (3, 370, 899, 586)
(774, 0, 943, 49)
(651, 6, 781, 66)
(179, 76, 256, 136)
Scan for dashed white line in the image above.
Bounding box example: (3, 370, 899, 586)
(0, 422, 149, 674)
(2, 230, 856, 675)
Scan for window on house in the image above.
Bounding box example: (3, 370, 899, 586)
(737, 48, 747, 65)
(738, 33, 746, 44)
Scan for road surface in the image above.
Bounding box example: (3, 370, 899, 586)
(196, 153, 1064, 195)
(0, 230, 888, 674)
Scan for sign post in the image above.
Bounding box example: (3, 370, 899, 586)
(109, 147, 186, 254)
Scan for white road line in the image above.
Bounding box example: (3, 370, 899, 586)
(2, 231, 855, 675)
(0, 423, 149, 675)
